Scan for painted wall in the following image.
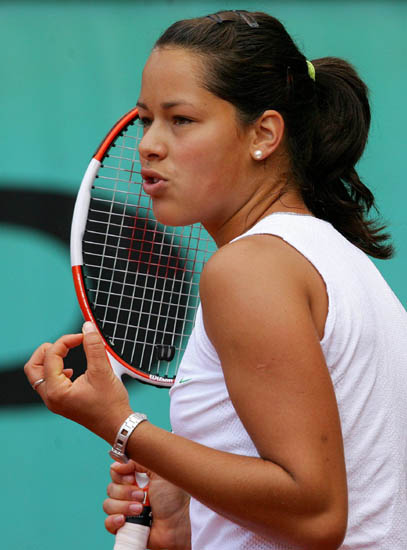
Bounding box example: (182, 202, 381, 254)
(1, 1, 405, 548)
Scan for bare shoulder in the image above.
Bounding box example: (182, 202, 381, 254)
(200, 233, 310, 304)
(200, 233, 327, 340)
(200, 234, 310, 358)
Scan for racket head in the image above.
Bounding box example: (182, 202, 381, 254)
(70, 108, 216, 387)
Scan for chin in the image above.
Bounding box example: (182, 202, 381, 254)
(152, 202, 197, 228)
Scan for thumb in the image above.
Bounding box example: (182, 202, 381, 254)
(82, 322, 111, 375)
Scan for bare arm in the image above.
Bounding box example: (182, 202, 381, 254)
(122, 236, 347, 548)
(24, 235, 347, 549)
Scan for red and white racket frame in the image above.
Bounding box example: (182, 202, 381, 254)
(70, 107, 173, 388)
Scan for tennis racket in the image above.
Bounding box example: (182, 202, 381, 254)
(70, 107, 216, 549)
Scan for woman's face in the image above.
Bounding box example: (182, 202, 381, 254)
(137, 47, 255, 237)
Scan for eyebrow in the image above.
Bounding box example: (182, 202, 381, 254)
(136, 100, 195, 110)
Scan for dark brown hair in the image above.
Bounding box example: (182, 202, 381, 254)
(155, 10, 393, 259)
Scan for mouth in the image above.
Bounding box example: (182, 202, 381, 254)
(140, 168, 167, 185)
(140, 168, 168, 197)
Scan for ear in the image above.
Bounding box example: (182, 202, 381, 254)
(250, 110, 285, 161)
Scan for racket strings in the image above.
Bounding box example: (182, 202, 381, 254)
(133, 228, 179, 370)
(124, 214, 175, 370)
(91, 131, 134, 331)
(84, 214, 211, 273)
(107, 130, 146, 349)
(136, 223, 202, 372)
(82, 119, 215, 380)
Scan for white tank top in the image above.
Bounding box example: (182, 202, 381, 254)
(170, 213, 407, 549)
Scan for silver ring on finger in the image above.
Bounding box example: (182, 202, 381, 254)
(32, 378, 46, 391)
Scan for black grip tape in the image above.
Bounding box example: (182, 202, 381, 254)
(126, 506, 152, 527)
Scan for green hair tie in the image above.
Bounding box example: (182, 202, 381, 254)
(306, 60, 316, 81)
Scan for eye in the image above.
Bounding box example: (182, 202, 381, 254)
(139, 116, 152, 129)
(173, 116, 193, 125)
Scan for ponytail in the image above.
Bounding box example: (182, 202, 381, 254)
(301, 57, 393, 259)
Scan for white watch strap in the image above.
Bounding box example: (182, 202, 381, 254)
(109, 412, 147, 463)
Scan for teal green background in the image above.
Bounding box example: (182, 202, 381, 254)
(0, 1, 405, 548)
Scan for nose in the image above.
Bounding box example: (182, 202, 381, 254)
(138, 122, 167, 162)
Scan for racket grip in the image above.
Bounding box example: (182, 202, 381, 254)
(114, 518, 151, 550)
(114, 472, 152, 550)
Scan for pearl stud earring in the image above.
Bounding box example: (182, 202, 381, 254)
(254, 150, 263, 160)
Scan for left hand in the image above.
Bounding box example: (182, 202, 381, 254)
(24, 322, 133, 443)
(105, 460, 191, 549)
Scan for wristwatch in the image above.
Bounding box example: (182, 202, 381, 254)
(109, 412, 147, 464)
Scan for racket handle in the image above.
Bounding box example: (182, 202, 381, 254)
(114, 472, 152, 550)
(114, 522, 150, 550)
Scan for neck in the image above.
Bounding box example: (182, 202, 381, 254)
(205, 185, 311, 247)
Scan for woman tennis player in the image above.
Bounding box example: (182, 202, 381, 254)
(25, 10, 407, 549)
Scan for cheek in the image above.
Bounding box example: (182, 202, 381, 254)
(180, 140, 234, 188)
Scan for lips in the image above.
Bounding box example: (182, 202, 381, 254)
(140, 168, 167, 184)
(140, 168, 168, 197)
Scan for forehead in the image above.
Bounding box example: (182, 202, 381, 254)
(140, 47, 206, 98)
(138, 46, 243, 132)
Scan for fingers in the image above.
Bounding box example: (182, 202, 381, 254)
(25, 336, 81, 387)
(107, 481, 145, 503)
(110, 460, 138, 479)
(111, 460, 150, 479)
(111, 470, 135, 485)
(26, 342, 53, 369)
(63, 368, 74, 379)
(104, 460, 150, 536)
(43, 333, 83, 383)
(25, 328, 131, 441)
(103, 484, 145, 534)
(24, 334, 83, 410)
(105, 514, 125, 535)
(24, 342, 52, 387)
(39, 334, 83, 403)
(109, 462, 144, 494)
(82, 322, 112, 376)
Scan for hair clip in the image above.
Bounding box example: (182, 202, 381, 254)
(232, 10, 259, 28)
(306, 60, 316, 82)
(206, 10, 259, 29)
(206, 13, 224, 24)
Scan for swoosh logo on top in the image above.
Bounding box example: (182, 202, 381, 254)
(179, 377, 193, 384)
